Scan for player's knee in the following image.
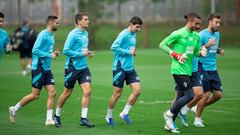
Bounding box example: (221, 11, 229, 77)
(134, 89, 142, 96)
(204, 92, 210, 99)
(83, 89, 91, 97)
(64, 92, 71, 98)
(32, 94, 40, 100)
(49, 90, 56, 97)
(214, 92, 222, 100)
(196, 93, 204, 99)
(113, 90, 122, 98)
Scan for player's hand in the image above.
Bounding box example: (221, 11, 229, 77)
(217, 48, 224, 56)
(130, 47, 137, 56)
(170, 51, 187, 64)
(200, 46, 207, 57)
(87, 51, 94, 58)
(83, 50, 94, 58)
(51, 53, 57, 59)
(53, 48, 60, 56)
(207, 38, 216, 47)
(6, 44, 12, 52)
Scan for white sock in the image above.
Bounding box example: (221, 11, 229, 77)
(181, 105, 190, 115)
(13, 102, 22, 112)
(195, 117, 202, 122)
(55, 107, 62, 117)
(27, 64, 31, 69)
(191, 105, 197, 112)
(81, 108, 88, 118)
(166, 110, 174, 117)
(46, 109, 53, 120)
(106, 108, 113, 118)
(121, 104, 132, 115)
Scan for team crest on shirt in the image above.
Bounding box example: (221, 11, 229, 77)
(189, 37, 195, 41)
(130, 37, 136, 43)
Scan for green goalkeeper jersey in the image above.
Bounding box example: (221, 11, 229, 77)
(159, 26, 200, 76)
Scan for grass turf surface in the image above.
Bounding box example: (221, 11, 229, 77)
(0, 48, 240, 135)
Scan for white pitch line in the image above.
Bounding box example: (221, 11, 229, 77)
(207, 109, 232, 114)
(221, 97, 240, 101)
(86, 96, 240, 105)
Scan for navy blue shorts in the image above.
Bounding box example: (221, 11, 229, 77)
(112, 68, 140, 88)
(64, 67, 91, 89)
(201, 70, 222, 92)
(31, 70, 55, 89)
(20, 48, 32, 58)
(173, 74, 192, 91)
(175, 72, 202, 91)
(191, 71, 203, 87)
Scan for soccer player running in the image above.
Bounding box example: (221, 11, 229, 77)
(193, 13, 224, 128)
(160, 13, 207, 133)
(53, 13, 94, 128)
(0, 12, 12, 62)
(9, 16, 60, 125)
(174, 57, 204, 128)
(12, 19, 37, 76)
(105, 16, 143, 126)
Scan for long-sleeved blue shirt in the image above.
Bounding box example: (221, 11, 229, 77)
(111, 28, 136, 71)
(32, 29, 55, 70)
(63, 28, 89, 70)
(199, 29, 220, 71)
(0, 28, 9, 61)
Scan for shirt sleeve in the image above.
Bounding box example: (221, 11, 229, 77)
(63, 33, 84, 57)
(199, 31, 205, 46)
(32, 34, 51, 58)
(159, 31, 180, 54)
(111, 33, 131, 55)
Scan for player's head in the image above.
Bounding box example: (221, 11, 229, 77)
(22, 19, 29, 26)
(129, 16, 143, 33)
(46, 15, 59, 32)
(184, 12, 201, 31)
(0, 12, 5, 27)
(208, 13, 221, 32)
(75, 12, 89, 28)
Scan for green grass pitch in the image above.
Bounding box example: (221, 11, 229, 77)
(0, 48, 240, 135)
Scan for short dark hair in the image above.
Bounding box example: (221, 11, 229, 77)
(184, 12, 201, 22)
(0, 12, 5, 18)
(46, 15, 58, 24)
(22, 19, 28, 26)
(75, 12, 88, 25)
(208, 13, 221, 21)
(130, 16, 143, 25)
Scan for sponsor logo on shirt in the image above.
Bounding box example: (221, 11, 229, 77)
(186, 46, 194, 54)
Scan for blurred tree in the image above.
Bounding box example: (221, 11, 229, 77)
(105, 0, 128, 28)
(28, 0, 44, 23)
(142, 0, 165, 48)
(17, 0, 21, 25)
(202, 0, 235, 26)
(78, 0, 106, 49)
(236, 0, 240, 21)
(216, 0, 234, 26)
(170, 0, 176, 25)
(116, 0, 128, 27)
